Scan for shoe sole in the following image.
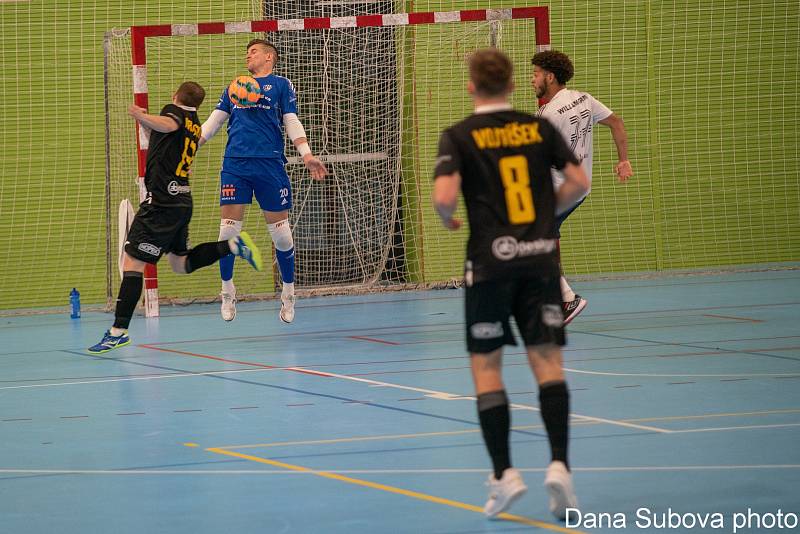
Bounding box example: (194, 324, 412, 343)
(238, 231, 263, 271)
(485, 486, 527, 518)
(563, 298, 587, 325)
(87, 339, 131, 354)
(544, 478, 576, 520)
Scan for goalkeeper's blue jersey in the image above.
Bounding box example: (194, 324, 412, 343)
(216, 73, 298, 161)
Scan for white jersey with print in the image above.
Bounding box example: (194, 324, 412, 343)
(536, 88, 612, 199)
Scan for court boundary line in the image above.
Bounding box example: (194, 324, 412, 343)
(201, 446, 586, 533)
(4, 464, 799, 475)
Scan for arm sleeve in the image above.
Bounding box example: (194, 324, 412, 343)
(542, 119, 580, 170)
(433, 129, 461, 179)
(201, 109, 230, 141)
(282, 113, 307, 142)
(589, 94, 613, 123)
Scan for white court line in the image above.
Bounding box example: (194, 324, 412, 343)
(668, 423, 800, 433)
(1, 362, 668, 433)
(285, 367, 672, 434)
(0, 367, 282, 390)
(564, 368, 800, 378)
(3, 465, 799, 475)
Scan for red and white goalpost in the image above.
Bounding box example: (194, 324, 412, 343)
(106, 7, 550, 316)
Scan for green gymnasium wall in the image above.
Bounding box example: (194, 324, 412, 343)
(0, 0, 798, 311)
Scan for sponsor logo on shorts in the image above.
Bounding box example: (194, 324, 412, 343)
(470, 321, 504, 339)
(541, 304, 564, 327)
(167, 181, 191, 195)
(221, 184, 236, 199)
(491, 236, 557, 261)
(138, 242, 161, 257)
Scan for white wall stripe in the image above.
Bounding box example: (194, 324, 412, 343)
(171, 24, 198, 36)
(132, 65, 147, 93)
(433, 11, 461, 24)
(382, 13, 408, 26)
(224, 21, 251, 34)
(486, 9, 512, 21)
(330, 16, 357, 28)
(138, 127, 150, 151)
(277, 18, 305, 31)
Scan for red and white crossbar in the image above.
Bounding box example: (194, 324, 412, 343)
(128, 7, 549, 316)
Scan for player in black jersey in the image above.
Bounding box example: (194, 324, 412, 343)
(89, 82, 264, 354)
(433, 49, 589, 520)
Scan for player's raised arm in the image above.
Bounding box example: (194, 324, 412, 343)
(283, 112, 327, 181)
(199, 109, 230, 147)
(128, 105, 180, 133)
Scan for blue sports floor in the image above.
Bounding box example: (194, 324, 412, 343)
(1, 269, 799, 533)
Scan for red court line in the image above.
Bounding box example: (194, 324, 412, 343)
(138, 344, 335, 377)
(139, 344, 277, 368)
(703, 314, 764, 323)
(348, 336, 400, 346)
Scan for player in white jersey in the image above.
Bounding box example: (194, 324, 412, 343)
(200, 39, 327, 324)
(531, 50, 633, 324)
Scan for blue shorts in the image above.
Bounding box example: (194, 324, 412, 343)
(220, 157, 292, 212)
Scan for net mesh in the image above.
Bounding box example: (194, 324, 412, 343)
(0, 0, 797, 313)
(105, 9, 541, 303)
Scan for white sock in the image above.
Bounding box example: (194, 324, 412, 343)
(222, 280, 235, 295)
(110, 327, 127, 337)
(560, 276, 576, 302)
(282, 282, 295, 297)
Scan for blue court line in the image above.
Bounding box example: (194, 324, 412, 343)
(59, 350, 547, 438)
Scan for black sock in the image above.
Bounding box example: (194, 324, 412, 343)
(539, 381, 570, 469)
(477, 390, 511, 480)
(113, 271, 143, 330)
(185, 241, 231, 274)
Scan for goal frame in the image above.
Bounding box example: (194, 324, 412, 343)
(122, 7, 551, 316)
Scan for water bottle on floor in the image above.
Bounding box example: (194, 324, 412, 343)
(70, 288, 81, 319)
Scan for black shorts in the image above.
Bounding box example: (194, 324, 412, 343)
(465, 275, 566, 354)
(125, 204, 193, 264)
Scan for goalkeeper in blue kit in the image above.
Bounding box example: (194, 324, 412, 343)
(200, 39, 327, 324)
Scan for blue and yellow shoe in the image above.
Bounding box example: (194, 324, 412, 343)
(88, 330, 131, 354)
(234, 231, 263, 271)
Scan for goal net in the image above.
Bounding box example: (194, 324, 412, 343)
(104, 6, 549, 313)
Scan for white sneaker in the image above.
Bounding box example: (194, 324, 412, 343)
(483, 467, 527, 518)
(220, 292, 236, 322)
(279, 293, 295, 323)
(544, 461, 577, 520)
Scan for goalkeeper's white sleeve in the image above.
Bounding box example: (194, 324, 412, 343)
(283, 113, 307, 142)
(283, 113, 311, 156)
(201, 109, 229, 142)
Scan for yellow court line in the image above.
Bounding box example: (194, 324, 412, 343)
(626, 408, 800, 423)
(211, 408, 800, 451)
(204, 447, 586, 533)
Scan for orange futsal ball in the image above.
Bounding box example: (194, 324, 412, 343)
(228, 75, 261, 107)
